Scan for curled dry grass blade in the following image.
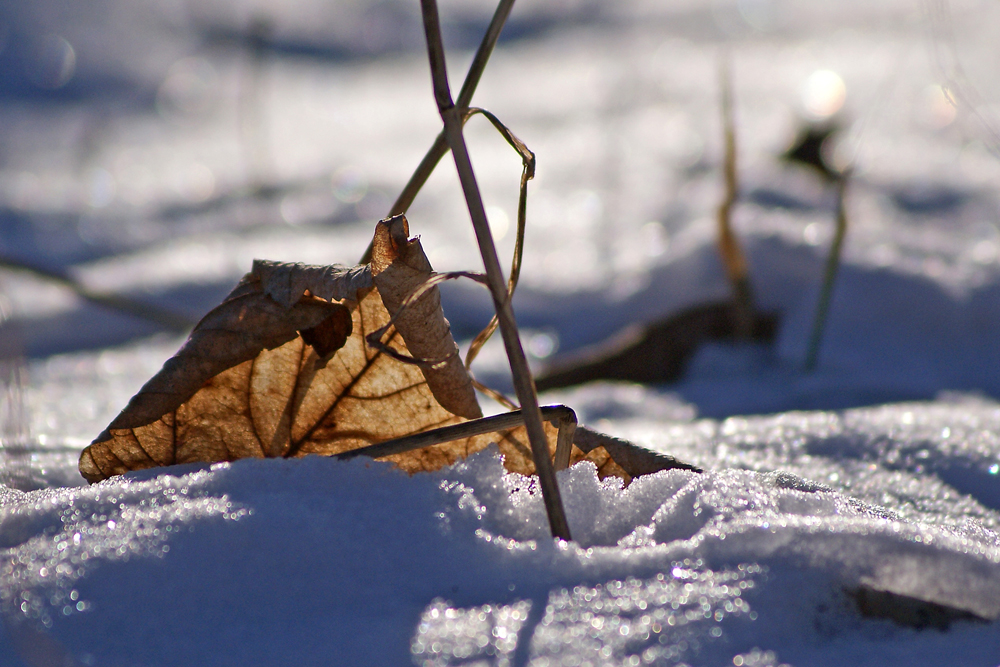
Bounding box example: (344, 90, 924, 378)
(461, 107, 534, 371)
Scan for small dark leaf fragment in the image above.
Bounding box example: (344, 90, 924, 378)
(849, 585, 991, 630)
(300, 303, 353, 358)
(782, 121, 842, 181)
(536, 301, 779, 391)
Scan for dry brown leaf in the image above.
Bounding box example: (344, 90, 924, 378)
(252, 260, 374, 307)
(82, 288, 462, 482)
(79, 222, 696, 487)
(78, 239, 539, 483)
(83, 269, 358, 451)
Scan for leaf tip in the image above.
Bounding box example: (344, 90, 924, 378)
(371, 214, 413, 273)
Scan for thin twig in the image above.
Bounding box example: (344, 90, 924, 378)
(0, 256, 196, 331)
(359, 0, 516, 264)
(716, 55, 754, 339)
(335, 404, 576, 464)
(419, 0, 571, 541)
(804, 172, 850, 372)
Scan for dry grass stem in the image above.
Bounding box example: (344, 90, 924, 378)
(805, 172, 851, 371)
(335, 404, 577, 466)
(471, 378, 518, 410)
(419, 0, 571, 541)
(359, 0, 516, 264)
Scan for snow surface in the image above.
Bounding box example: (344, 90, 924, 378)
(3, 406, 1000, 666)
(3, 0, 1000, 664)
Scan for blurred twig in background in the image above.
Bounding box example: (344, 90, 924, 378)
(716, 55, 755, 340)
(0, 257, 196, 332)
(804, 172, 850, 372)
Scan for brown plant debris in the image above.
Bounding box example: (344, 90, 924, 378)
(570, 427, 701, 484)
(80, 219, 698, 487)
(535, 301, 779, 392)
(849, 585, 992, 630)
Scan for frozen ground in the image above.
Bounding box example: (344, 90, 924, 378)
(2, 0, 1000, 665)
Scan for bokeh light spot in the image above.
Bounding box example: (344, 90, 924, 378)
(28, 34, 76, 90)
(801, 70, 846, 120)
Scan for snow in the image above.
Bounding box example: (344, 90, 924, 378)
(3, 421, 1000, 666)
(3, 0, 1000, 664)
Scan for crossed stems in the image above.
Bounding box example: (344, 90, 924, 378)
(413, 0, 572, 540)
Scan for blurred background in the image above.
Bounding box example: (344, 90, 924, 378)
(2, 0, 1000, 466)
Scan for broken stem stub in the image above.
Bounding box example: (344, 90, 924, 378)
(717, 55, 754, 339)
